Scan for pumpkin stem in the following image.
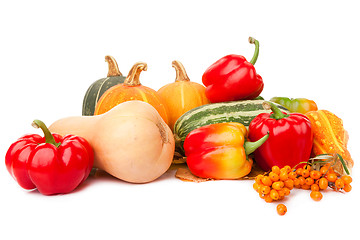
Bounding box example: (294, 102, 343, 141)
(124, 62, 148, 86)
(172, 60, 190, 82)
(105, 55, 122, 77)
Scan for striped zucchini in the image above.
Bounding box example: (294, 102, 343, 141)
(174, 100, 289, 153)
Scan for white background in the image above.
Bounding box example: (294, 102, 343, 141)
(1, 0, 359, 239)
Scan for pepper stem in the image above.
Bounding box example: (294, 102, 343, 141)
(244, 132, 269, 155)
(264, 101, 289, 120)
(172, 60, 190, 82)
(248, 37, 260, 65)
(105, 55, 122, 77)
(124, 62, 147, 86)
(32, 120, 61, 147)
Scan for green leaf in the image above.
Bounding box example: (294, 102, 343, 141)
(337, 154, 350, 175)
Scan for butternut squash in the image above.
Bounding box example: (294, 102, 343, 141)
(49, 101, 175, 183)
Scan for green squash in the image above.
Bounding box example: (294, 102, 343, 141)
(174, 100, 289, 154)
(82, 56, 126, 116)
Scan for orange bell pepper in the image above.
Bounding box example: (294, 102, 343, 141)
(183, 122, 269, 180)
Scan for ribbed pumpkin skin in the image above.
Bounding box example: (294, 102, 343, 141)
(94, 84, 169, 124)
(158, 81, 209, 131)
(82, 55, 125, 116)
(82, 76, 125, 116)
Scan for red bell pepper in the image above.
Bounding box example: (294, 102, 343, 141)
(184, 122, 269, 179)
(248, 102, 313, 171)
(202, 37, 264, 103)
(5, 120, 94, 195)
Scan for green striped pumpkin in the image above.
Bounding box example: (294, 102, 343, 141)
(174, 100, 289, 154)
(82, 56, 126, 116)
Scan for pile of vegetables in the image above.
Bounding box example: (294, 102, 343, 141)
(5, 37, 353, 215)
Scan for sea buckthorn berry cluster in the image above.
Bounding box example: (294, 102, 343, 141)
(253, 163, 353, 215)
(293, 163, 353, 199)
(253, 165, 294, 204)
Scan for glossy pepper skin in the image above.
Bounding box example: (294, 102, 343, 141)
(248, 102, 313, 171)
(202, 37, 264, 103)
(5, 120, 94, 195)
(270, 97, 318, 114)
(184, 122, 269, 179)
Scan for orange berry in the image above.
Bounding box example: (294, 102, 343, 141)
(284, 179, 294, 190)
(259, 192, 266, 199)
(279, 171, 289, 181)
(303, 165, 311, 171)
(298, 176, 306, 186)
(271, 166, 281, 175)
(281, 165, 291, 173)
(277, 204, 287, 216)
(278, 188, 286, 198)
(301, 184, 311, 190)
(310, 170, 321, 180)
(305, 177, 314, 186)
(269, 172, 279, 182)
(261, 176, 272, 186)
(318, 178, 328, 190)
(288, 171, 297, 180)
(326, 173, 337, 182)
(255, 174, 264, 184)
(260, 185, 271, 195)
(310, 191, 323, 201)
(335, 179, 345, 189)
(302, 169, 310, 178)
(264, 194, 273, 203)
(293, 178, 301, 188)
(272, 181, 284, 190)
(283, 187, 291, 196)
(253, 182, 261, 192)
(320, 165, 329, 175)
(311, 184, 320, 192)
(296, 168, 303, 176)
(341, 175, 352, 185)
(343, 184, 352, 192)
(270, 189, 280, 201)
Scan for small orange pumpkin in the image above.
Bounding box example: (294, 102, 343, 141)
(94, 62, 168, 124)
(158, 60, 209, 131)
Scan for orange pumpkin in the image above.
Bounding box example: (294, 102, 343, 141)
(158, 60, 210, 131)
(94, 62, 168, 124)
